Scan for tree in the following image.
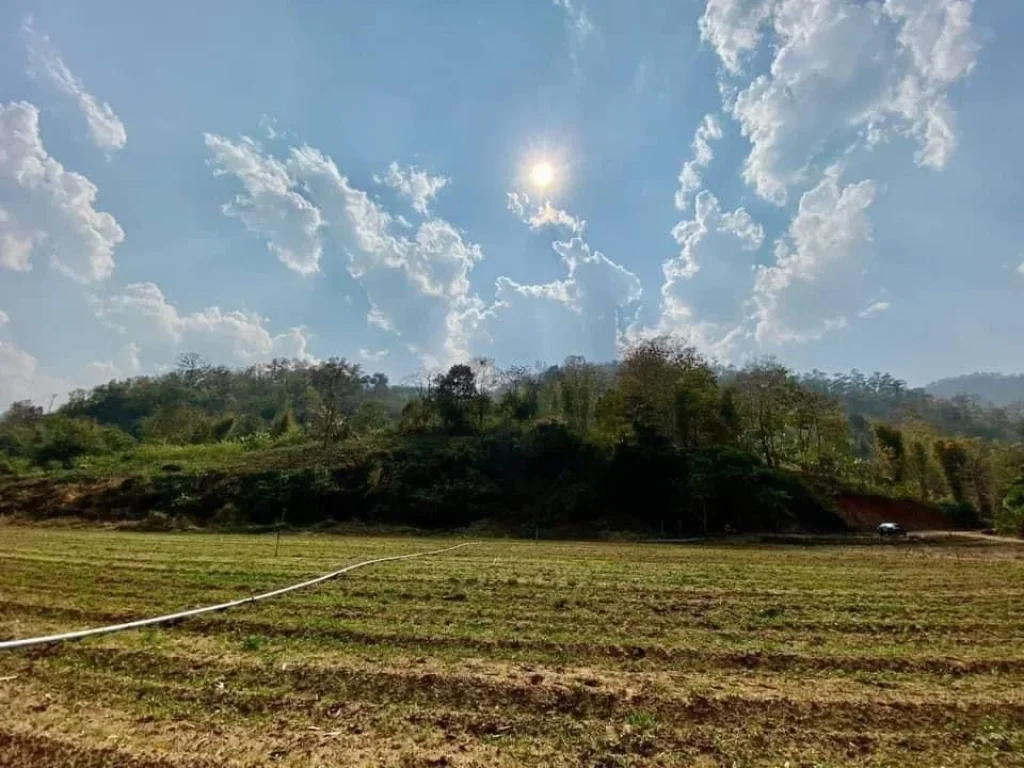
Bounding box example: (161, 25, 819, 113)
(469, 357, 496, 430)
(874, 423, 907, 484)
(433, 364, 478, 433)
(140, 403, 207, 444)
(176, 352, 209, 389)
(351, 401, 390, 433)
(309, 358, 363, 446)
(559, 355, 598, 434)
(934, 439, 970, 504)
(733, 360, 796, 469)
(604, 339, 720, 450)
(2, 401, 44, 426)
(499, 366, 540, 423)
(998, 474, 1024, 536)
(33, 417, 132, 468)
(270, 409, 296, 438)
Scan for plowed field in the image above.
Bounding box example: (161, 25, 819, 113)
(1, 527, 1022, 767)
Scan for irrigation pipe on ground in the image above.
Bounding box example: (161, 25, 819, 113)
(0, 542, 474, 652)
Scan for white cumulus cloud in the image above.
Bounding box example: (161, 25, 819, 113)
(206, 136, 483, 364)
(285, 144, 485, 366)
(474, 237, 642, 365)
(205, 133, 324, 275)
(752, 164, 877, 344)
(705, 0, 979, 204)
(652, 190, 765, 358)
(0, 101, 124, 282)
(475, 200, 641, 364)
(699, 0, 774, 75)
(92, 282, 313, 365)
(22, 17, 127, 153)
(377, 162, 449, 216)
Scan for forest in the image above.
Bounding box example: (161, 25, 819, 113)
(1, 339, 1023, 536)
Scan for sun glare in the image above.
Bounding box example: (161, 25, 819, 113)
(530, 161, 555, 189)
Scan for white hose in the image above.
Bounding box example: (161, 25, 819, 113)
(0, 541, 473, 651)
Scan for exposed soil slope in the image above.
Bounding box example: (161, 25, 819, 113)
(835, 492, 950, 531)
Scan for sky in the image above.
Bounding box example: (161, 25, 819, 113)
(1, 0, 1022, 409)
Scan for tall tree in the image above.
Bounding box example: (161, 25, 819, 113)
(309, 358, 363, 446)
(560, 355, 597, 434)
(733, 360, 795, 469)
(433, 364, 478, 433)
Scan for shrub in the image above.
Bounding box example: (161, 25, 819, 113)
(941, 501, 984, 530)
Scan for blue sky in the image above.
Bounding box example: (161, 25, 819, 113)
(1, 0, 1022, 408)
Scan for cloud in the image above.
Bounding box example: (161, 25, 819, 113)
(752, 164, 877, 344)
(1016, 260, 1024, 278)
(204, 133, 324, 275)
(675, 114, 724, 211)
(285, 144, 486, 366)
(359, 348, 389, 361)
(207, 135, 485, 365)
(0, 101, 124, 282)
(699, 0, 774, 75)
(553, 0, 595, 57)
(474, 237, 642, 364)
(92, 282, 313, 365)
(705, 0, 979, 204)
(376, 162, 449, 216)
(470, 199, 641, 364)
(21, 17, 127, 153)
(652, 190, 765, 357)
(858, 300, 890, 318)
(83, 342, 141, 385)
(0, 314, 69, 409)
(507, 192, 585, 235)
(207, 130, 635, 369)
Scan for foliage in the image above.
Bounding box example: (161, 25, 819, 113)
(2, 341, 1022, 535)
(997, 475, 1024, 536)
(31, 416, 134, 469)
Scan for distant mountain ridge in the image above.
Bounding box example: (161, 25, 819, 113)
(926, 373, 1024, 407)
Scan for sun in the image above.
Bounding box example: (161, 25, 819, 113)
(529, 161, 555, 190)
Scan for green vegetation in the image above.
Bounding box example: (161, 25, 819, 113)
(1, 343, 1022, 535)
(1, 528, 1023, 766)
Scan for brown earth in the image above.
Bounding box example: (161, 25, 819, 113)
(834, 492, 951, 531)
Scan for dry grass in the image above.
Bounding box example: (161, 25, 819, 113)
(1, 527, 1023, 766)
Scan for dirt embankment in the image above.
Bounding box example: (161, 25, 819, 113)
(834, 492, 950, 531)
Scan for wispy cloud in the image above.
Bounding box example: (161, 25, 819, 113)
(21, 16, 127, 153)
(553, 0, 594, 59)
(675, 114, 724, 211)
(506, 192, 585, 235)
(858, 301, 890, 318)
